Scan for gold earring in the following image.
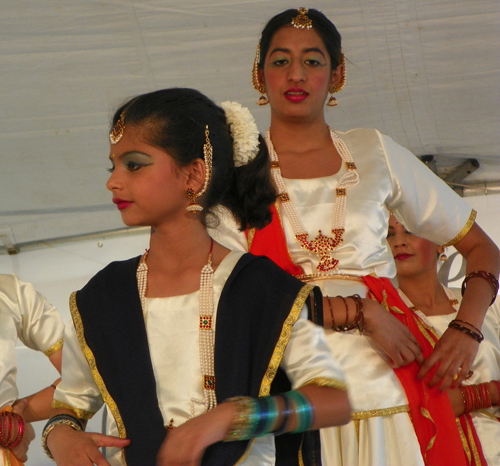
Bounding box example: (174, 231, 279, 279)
(326, 52, 346, 107)
(251, 45, 269, 106)
(439, 247, 448, 262)
(186, 125, 213, 213)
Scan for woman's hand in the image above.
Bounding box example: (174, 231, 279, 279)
(10, 399, 35, 463)
(156, 402, 235, 466)
(363, 299, 424, 368)
(417, 327, 478, 390)
(47, 425, 130, 466)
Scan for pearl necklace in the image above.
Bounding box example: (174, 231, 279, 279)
(266, 128, 359, 272)
(136, 240, 217, 420)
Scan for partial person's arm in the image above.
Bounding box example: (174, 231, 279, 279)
(418, 224, 500, 389)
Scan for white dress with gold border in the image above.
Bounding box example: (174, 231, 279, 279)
(0, 274, 64, 466)
(212, 128, 474, 466)
(55, 251, 346, 466)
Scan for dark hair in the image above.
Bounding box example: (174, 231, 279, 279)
(258, 8, 342, 70)
(110, 88, 276, 230)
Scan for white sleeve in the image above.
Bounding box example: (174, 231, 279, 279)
(13, 276, 64, 354)
(381, 132, 474, 246)
(280, 305, 346, 390)
(53, 318, 103, 419)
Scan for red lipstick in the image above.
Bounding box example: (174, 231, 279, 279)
(284, 88, 309, 102)
(394, 253, 413, 261)
(113, 198, 133, 210)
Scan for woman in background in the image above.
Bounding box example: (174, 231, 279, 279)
(212, 7, 500, 465)
(388, 213, 500, 465)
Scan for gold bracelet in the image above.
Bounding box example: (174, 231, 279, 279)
(223, 396, 255, 442)
(41, 418, 83, 460)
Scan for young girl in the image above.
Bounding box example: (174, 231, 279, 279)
(42, 88, 350, 466)
(212, 7, 500, 465)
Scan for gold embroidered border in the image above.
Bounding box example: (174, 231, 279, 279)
(302, 377, 347, 392)
(294, 272, 364, 283)
(44, 337, 64, 357)
(420, 407, 437, 456)
(351, 404, 410, 420)
(414, 318, 437, 350)
(234, 438, 256, 465)
(442, 209, 476, 247)
(259, 284, 314, 396)
(464, 415, 481, 465)
(456, 419, 472, 464)
(69, 292, 127, 439)
(51, 399, 95, 421)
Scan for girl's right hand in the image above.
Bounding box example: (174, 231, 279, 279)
(362, 299, 424, 368)
(47, 425, 130, 466)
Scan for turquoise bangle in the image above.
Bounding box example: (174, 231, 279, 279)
(284, 391, 315, 433)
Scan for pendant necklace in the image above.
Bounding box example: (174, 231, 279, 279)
(266, 128, 359, 272)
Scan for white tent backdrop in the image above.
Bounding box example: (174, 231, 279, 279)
(0, 0, 499, 464)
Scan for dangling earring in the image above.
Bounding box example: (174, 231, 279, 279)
(327, 52, 346, 107)
(251, 44, 269, 106)
(186, 125, 213, 213)
(439, 247, 448, 262)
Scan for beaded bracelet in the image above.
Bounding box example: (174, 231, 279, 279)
(448, 320, 484, 343)
(42, 414, 84, 460)
(461, 270, 499, 306)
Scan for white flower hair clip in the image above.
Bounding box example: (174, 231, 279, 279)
(220, 101, 260, 167)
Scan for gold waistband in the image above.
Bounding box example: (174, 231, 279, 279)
(351, 404, 410, 420)
(296, 272, 365, 283)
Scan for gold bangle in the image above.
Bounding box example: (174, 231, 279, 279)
(41, 418, 83, 460)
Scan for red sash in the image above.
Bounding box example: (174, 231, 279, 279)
(247, 211, 487, 466)
(363, 275, 486, 466)
(247, 203, 303, 276)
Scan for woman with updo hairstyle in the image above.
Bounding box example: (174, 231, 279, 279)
(387, 213, 500, 465)
(213, 7, 500, 466)
(42, 88, 351, 466)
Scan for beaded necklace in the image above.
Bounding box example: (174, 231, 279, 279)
(266, 128, 359, 272)
(136, 239, 217, 421)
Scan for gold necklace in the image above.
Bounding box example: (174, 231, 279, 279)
(266, 129, 359, 272)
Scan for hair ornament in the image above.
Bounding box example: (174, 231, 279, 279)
(186, 125, 213, 213)
(221, 101, 260, 167)
(109, 110, 126, 144)
(291, 8, 313, 30)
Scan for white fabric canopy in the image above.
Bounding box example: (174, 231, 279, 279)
(1, 0, 499, 246)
